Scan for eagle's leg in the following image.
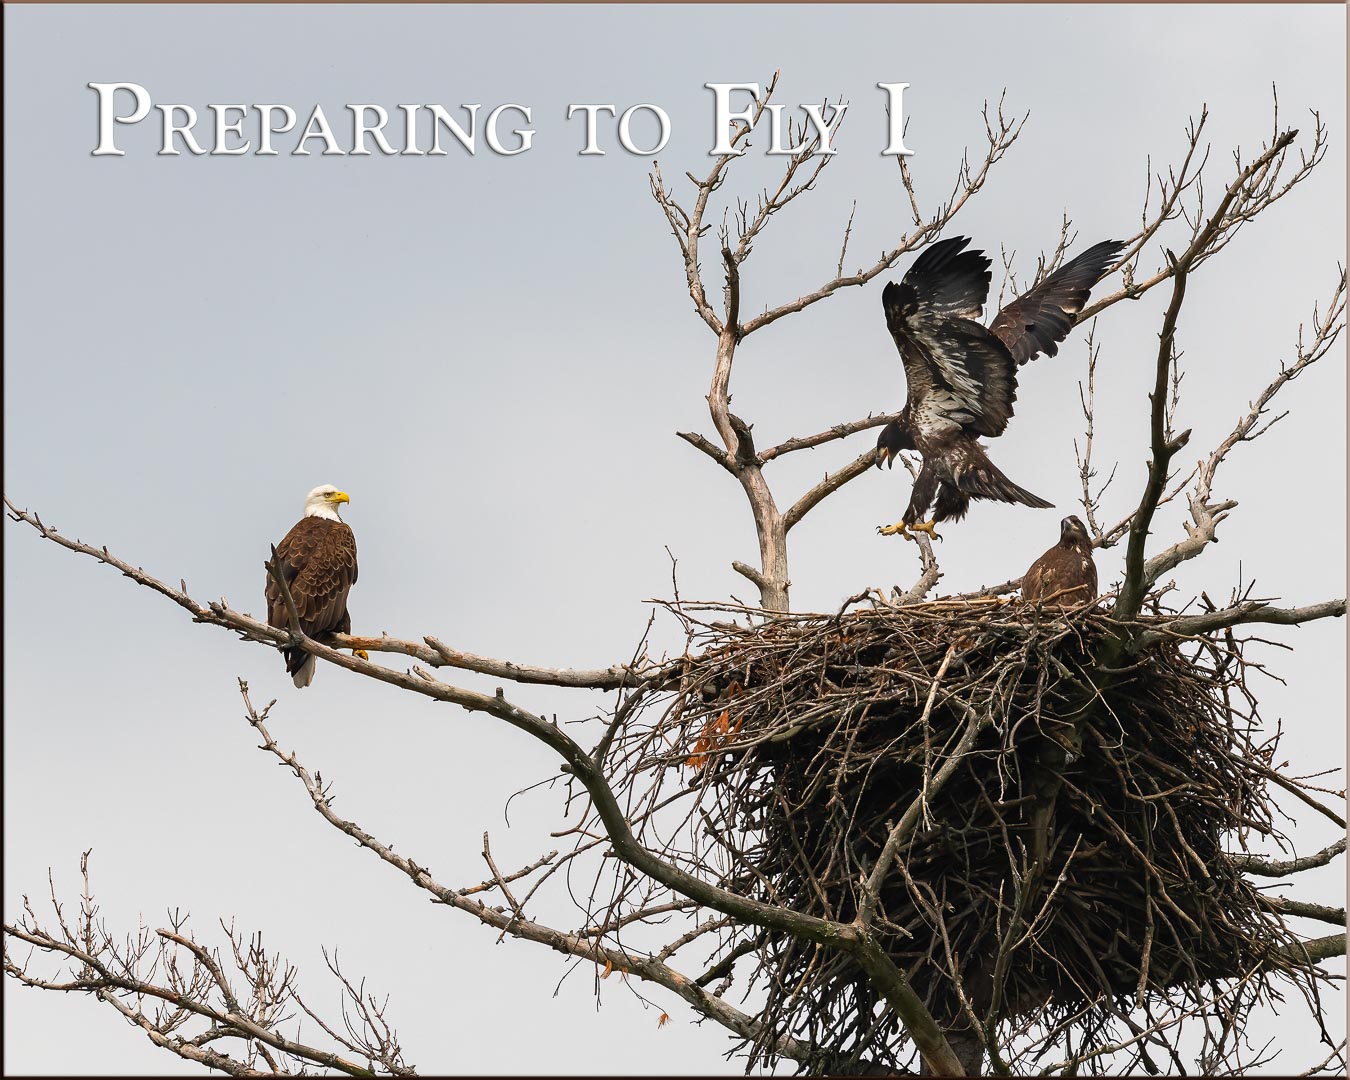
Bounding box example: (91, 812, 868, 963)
(341, 631, 369, 661)
(879, 460, 941, 540)
(877, 519, 942, 542)
(907, 519, 941, 541)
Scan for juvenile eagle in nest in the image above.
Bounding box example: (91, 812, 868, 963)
(266, 484, 364, 688)
(876, 235, 1125, 540)
(1022, 514, 1098, 608)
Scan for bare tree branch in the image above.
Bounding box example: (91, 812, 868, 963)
(230, 683, 911, 1073)
(1257, 897, 1346, 926)
(1230, 839, 1346, 878)
(739, 95, 1025, 336)
(417, 635, 671, 691)
(759, 411, 900, 464)
(2, 496, 675, 693)
(4, 855, 406, 1076)
(647, 70, 781, 336)
(1075, 325, 1118, 541)
(896, 531, 944, 605)
(1117, 251, 1192, 623)
(1135, 271, 1347, 593)
(1079, 100, 1324, 323)
(1133, 599, 1346, 649)
(1275, 933, 1346, 966)
(783, 448, 879, 532)
(676, 429, 737, 474)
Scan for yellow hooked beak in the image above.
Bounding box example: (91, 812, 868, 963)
(328, 491, 351, 505)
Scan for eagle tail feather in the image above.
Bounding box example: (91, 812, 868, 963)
(958, 463, 1054, 509)
(285, 649, 317, 689)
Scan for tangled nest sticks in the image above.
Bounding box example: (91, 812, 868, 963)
(592, 597, 1328, 1072)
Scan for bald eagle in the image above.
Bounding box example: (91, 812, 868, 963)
(1022, 515, 1098, 608)
(876, 236, 1125, 539)
(265, 484, 363, 688)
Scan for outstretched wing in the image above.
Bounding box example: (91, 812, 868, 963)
(883, 237, 1019, 438)
(267, 517, 358, 639)
(989, 240, 1125, 366)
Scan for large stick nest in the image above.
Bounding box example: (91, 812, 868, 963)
(598, 598, 1327, 1072)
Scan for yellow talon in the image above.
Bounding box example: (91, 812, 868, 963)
(353, 649, 369, 661)
(877, 520, 942, 542)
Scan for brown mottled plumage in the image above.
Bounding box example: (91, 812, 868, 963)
(266, 485, 359, 687)
(1023, 515, 1098, 608)
(876, 236, 1125, 539)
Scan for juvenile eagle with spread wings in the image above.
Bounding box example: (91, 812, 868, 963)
(265, 484, 365, 688)
(1023, 515, 1098, 608)
(876, 235, 1125, 539)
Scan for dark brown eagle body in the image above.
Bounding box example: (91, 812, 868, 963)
(877, 236, 1125, 529)
(1023, 515, 1098, 607)
(885, 426, 1048, 528)
(266, 493, 359, 688)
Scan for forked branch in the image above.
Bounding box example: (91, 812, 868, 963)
(4, 853, 408, 1076)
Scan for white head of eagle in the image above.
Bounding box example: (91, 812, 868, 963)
(266, 484, 360, 688)
(303, 483, 350, 522)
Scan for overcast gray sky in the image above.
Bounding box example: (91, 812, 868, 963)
(5, 4, 1345, 1074)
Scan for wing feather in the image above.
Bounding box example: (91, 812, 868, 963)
(267, 517, 358, 639)
(989, 239, 1125, 366)
(883, 237, 1019, 438)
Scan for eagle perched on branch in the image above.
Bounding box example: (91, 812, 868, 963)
(1022, 515, 1098, 607)
(265, 484, 363, 688)
(876, 236, 1125, 540)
